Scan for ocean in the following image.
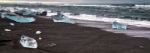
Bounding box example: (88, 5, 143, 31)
(1, 3, 150, 20)
(0, 3, 150, 28)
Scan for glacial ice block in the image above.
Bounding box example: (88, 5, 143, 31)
(15, 9, 37, 17)
(1, 13, 35, 23)
(112, 21, 127, 30)
(53, 15, 75, 24)
(20, 35, 38, 48)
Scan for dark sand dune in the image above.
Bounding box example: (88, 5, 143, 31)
(1, 17, 150, 53)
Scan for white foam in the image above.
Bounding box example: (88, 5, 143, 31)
(135, 5, 150, 9)
(64, 13, 150, 28)
(47, 13, 57, 16)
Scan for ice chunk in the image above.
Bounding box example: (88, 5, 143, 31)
(38, 37, 42, 40)
(15, 9, 37, 17)
(35, 31, 42, 35)
(52, 11, 75, 24)
(48, 43, 56, 47)
(5, 14, 35, 23)
(9, 23, 15, 26)
(112, 21, 127, 30)
(0, 12, 6, 18)
(53, 15, 75, 24)
(1, 12, 35, 23)
(20, 35, 38, 48)
(4, 29, 11, 31)
(139, 45, 144, 48)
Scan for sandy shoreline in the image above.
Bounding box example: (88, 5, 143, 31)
(72, 19, 150, 38)
(1, 16, 150, 53)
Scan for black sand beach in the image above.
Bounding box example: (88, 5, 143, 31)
(1, 17, 150, 53)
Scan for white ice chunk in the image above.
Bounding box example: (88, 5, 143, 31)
(20, 35, 38, 48)
(4, 29, 11, 31)
(38, 37, 42, 40)
(9, 23, 15, 26)
(36, 31, 42, 35)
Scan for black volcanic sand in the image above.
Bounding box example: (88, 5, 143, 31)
(1, 17, 150, 53)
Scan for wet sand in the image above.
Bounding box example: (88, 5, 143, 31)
(73, 19, 150, 38)
(1, 17, 150, 53)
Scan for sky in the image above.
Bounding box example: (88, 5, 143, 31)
(0, 0, 149, 4)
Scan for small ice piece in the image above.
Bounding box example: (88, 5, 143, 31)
(112, 21, 127, 30)
(139, 46, 144, 48)
(38, 37, 42, 40)
(0, 13, 6, 18)
(36, 31, 42, 35)
(48, 43, 56, 47)
(9, 23, 15, 26)
(20, 35, 38, 48)
(4, 29, 11, 31)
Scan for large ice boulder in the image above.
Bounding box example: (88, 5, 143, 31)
(1, 13, 35, 23)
